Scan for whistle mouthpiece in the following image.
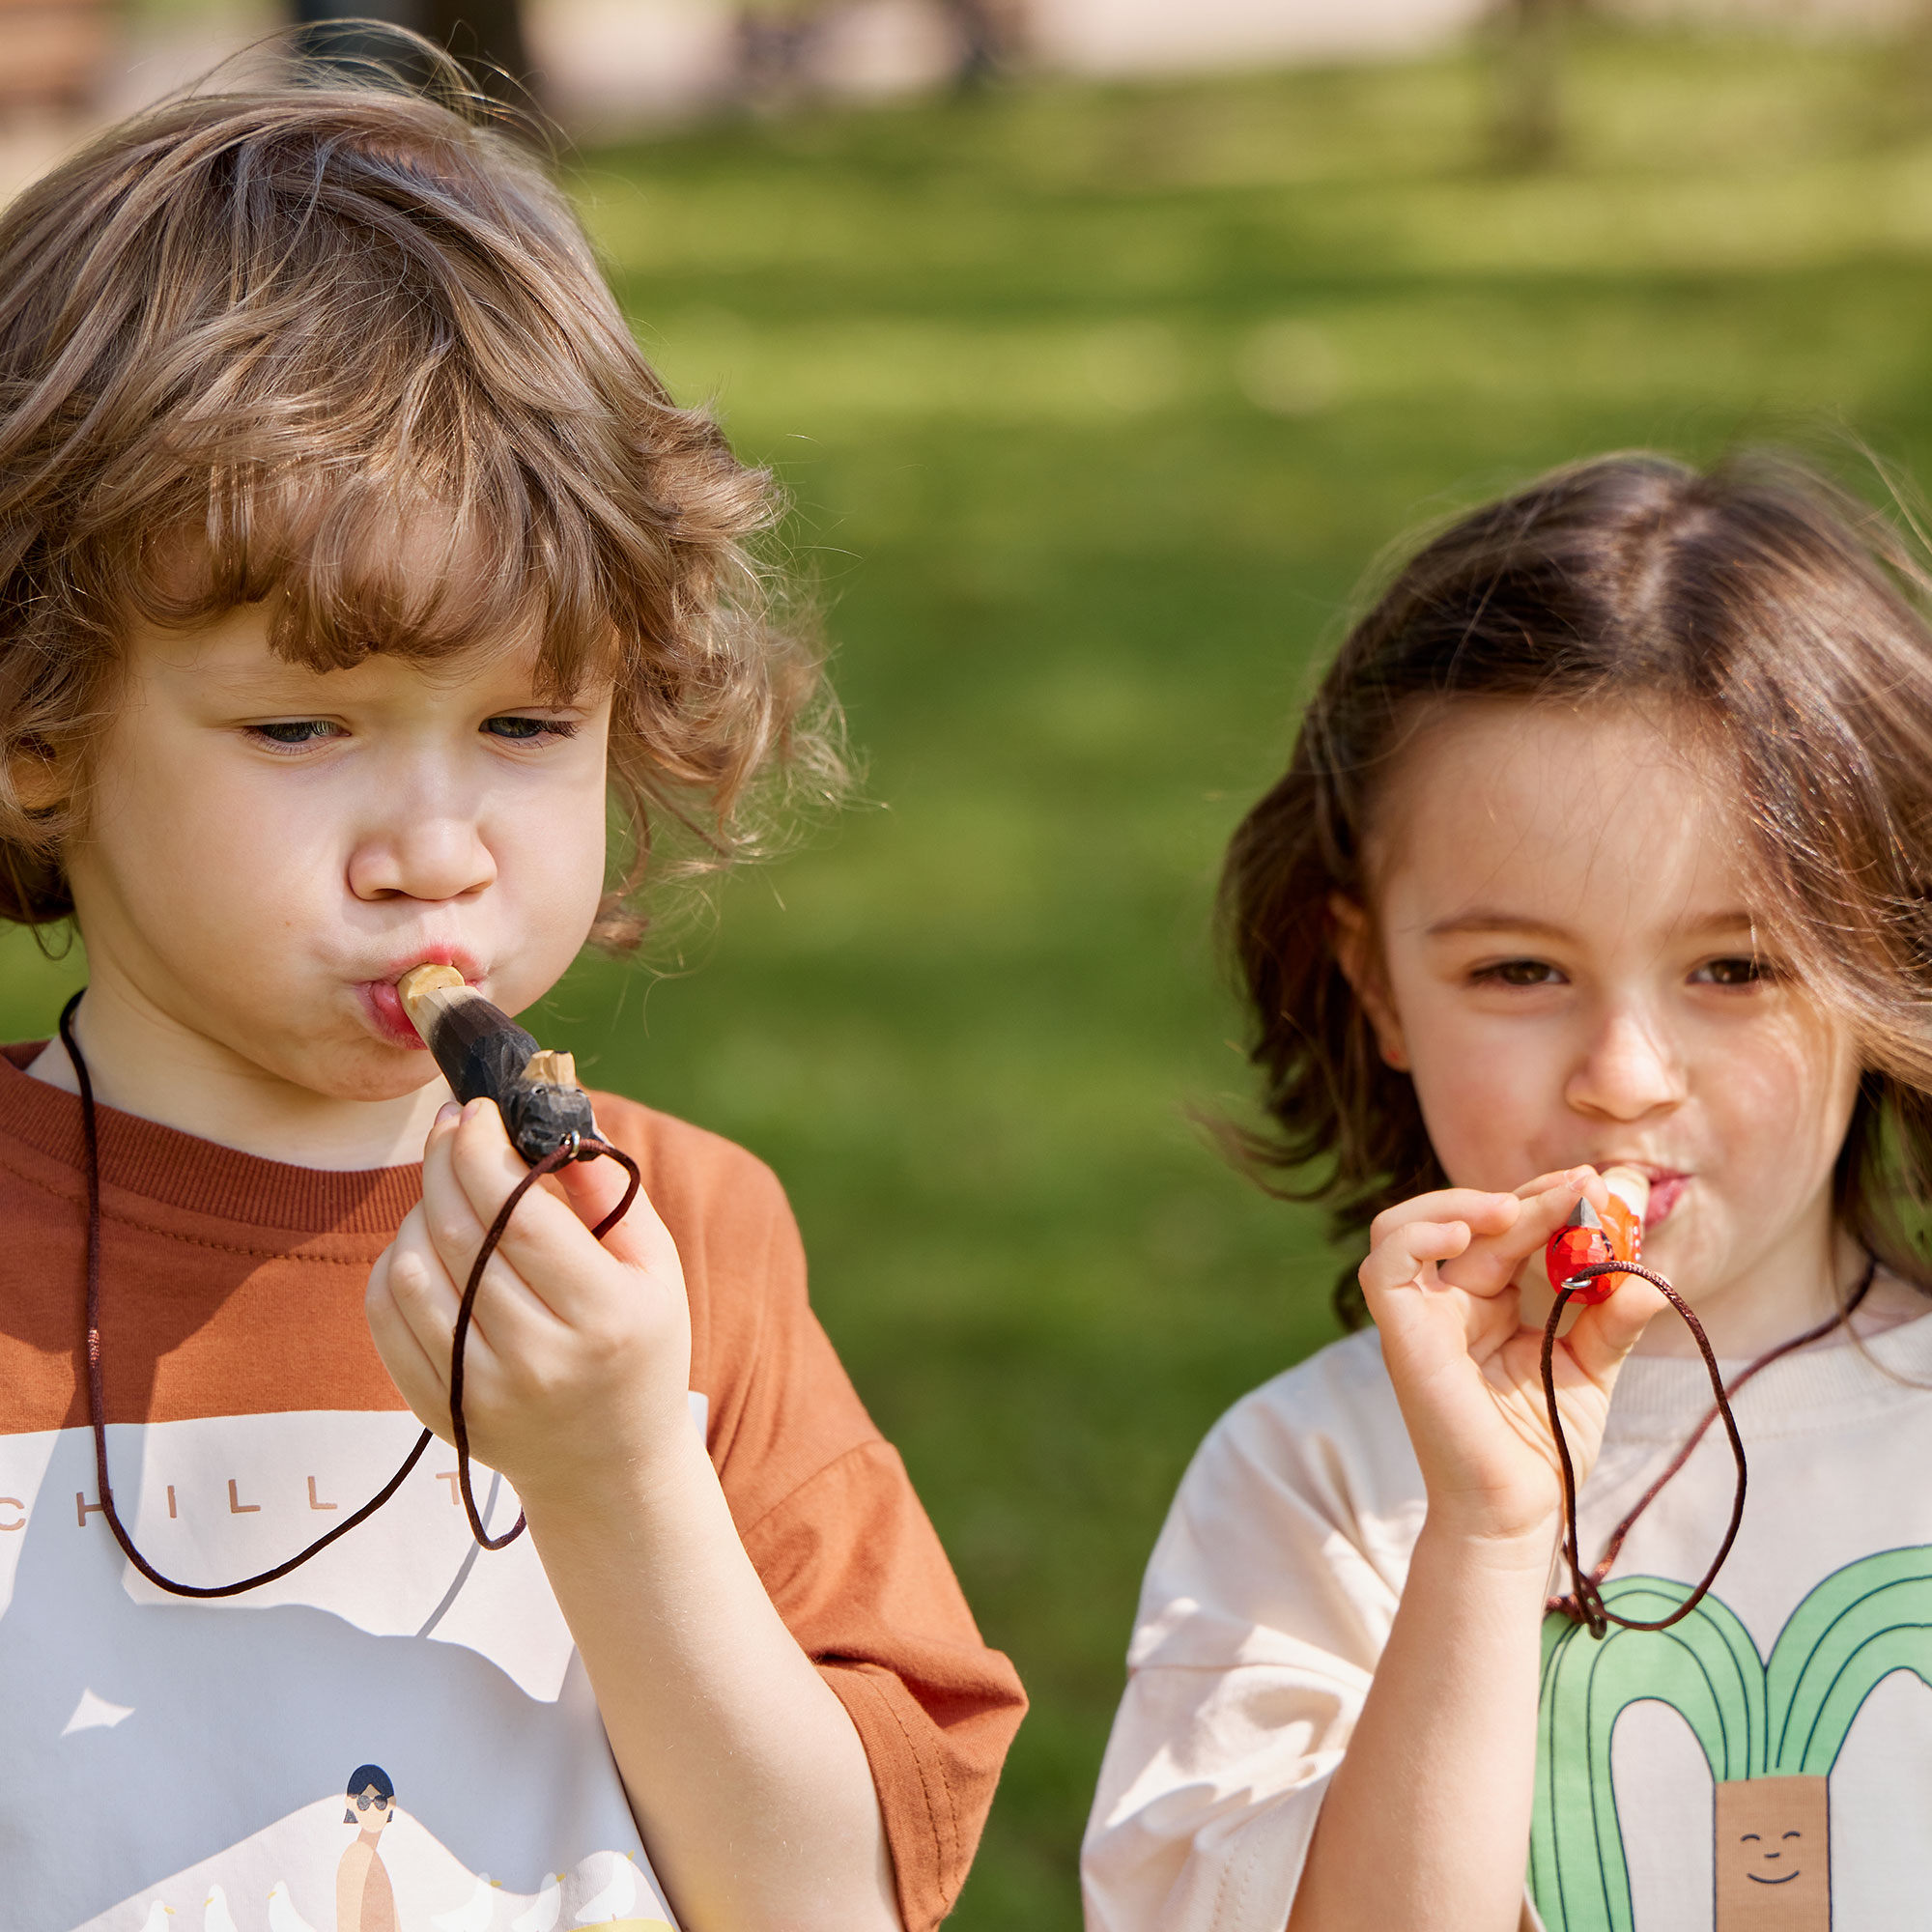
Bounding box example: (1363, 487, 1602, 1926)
(1545, 1167, 1647, 1305)
(1601, 1165, 1651, 1224)
(397, 964, 597, 1165)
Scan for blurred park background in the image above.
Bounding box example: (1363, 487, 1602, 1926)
(9, 1, 1932, 1926)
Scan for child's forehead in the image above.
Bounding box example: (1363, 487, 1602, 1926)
(132, 499, 618, 704)
(1370, 699, 1752, 927)
(125, 602, 605, 704)
(1400, 697, 1718, 797)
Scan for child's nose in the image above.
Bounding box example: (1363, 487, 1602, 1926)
(348, 811, 497, 904)
(1564, 1008, 1686, 1121)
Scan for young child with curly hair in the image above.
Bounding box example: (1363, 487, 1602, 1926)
(0, 65, 1022, 1932)
(1085, 452, 1932, 1932)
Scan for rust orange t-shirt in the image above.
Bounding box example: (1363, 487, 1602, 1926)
(0, 1044, 1024, 1932)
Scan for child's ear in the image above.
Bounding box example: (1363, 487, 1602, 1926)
(1327, 893, 1410, 1072)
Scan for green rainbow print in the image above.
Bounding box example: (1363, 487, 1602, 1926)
(1530, 1546, 1932, 1932)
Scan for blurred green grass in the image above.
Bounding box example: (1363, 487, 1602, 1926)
(14, 25, 1932, 1927)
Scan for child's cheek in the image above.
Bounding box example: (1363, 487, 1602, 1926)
(1405, 1013, 1557, 1191)
(1703, 1005, 1860, 1225)
(492, 770, 610, 994)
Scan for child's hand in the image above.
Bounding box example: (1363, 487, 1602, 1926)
(365, 1099, 692, 1513)
(1359, 1169, 1667, 1548)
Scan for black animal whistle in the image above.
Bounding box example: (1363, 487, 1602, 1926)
(397, 964, 598, 1164)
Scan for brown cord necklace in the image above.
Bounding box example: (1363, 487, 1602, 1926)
(58, 984, 641, 1597)
(1539, 1243, 1874, 1639)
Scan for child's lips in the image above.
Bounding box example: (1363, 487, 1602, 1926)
(357, 980, 429, 1049)
(1641, 1173, 1690, 1227)
(1577, 1163, 1690, 1228)
(355, 950, 483, 1048)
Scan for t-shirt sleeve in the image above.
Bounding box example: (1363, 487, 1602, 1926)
(740, 1439, 1028, 1932)
(1081, 1340, 1419, 1932)
(622, 1103, 1026, 1932)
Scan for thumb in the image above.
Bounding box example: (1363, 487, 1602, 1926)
(554, 1145, 680, 1274)
(1562, 1275, 1670, 1385)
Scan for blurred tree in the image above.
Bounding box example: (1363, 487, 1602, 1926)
(731, 0, 1029, 108)
(425, 0, 531, 99)
(940, 0, 1028, 88)
(290, 0, 531, 107)
(731, 0, 832, 110)
(1492, 0, 1567, 168)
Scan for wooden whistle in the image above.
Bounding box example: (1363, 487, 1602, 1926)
(1545, 1166, 1649, 1305)
(397, 964, 598, 1166)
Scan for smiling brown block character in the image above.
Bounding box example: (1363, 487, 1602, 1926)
(1716, 1776, 1831, 1930)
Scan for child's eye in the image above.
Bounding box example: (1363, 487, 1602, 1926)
(1474, 959, 1564, 987)
(482, 715, 580, 743)
(1691, 955, 1773, 987)
(245, 720, 343, 749)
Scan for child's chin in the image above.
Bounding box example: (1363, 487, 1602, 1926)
(298, 1042, 446, 1105)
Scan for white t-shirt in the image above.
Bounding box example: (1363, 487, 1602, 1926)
(1083, 1307, 1932, 1932)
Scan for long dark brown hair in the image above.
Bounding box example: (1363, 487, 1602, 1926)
(1221, 450, 1932, 1325)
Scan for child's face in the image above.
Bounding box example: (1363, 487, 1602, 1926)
(1347, 700, 1860, 1308)
(63, 599, 612, 1106)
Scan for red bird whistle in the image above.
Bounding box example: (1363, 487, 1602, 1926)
(1545, 1168, 1648, 1304)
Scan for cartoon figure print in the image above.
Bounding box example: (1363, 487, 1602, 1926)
(1532, 1546, 1932, 1932)
(337, 1764, 399, 1932)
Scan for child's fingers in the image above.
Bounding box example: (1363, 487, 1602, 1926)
(437, 1101, 682, 1324)
(374, 1210, 471, 1360)
(421, 1102, 577, 1310)
(400, 1114, 548, 1355)
(415, 1100, 480, 1260)
(1358, 1217, 1473, 1301)
(1514, 1167, 1608, 1206)
(1369, 1189, 1520, 1249)
(1501, 1169, 1627, 1297)
(1513, 1169, 1572, 1198)
(1373, 1174, 1594, 1302)
(1456, 1167, 1613, 1300)
(375, 1193, 565, 1406)
(416, 1108, 545, 1327)
(552, 1145, 682, 1277)
(366, 1236, 460, 1430)
(423, 1099, 520, 1253)
(1492, 1169, 1601, 1263)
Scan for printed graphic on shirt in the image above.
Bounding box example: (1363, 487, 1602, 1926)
(0, 1415, 686, 1931)
(1530, 1545, 1932, 1932)
(104, 1811, 669, 1932)
(338, 1763, 398, 1932)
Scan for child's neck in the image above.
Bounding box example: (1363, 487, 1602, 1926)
(1625, 1219, 1923, 1361)
(25, 976, 445, 1173)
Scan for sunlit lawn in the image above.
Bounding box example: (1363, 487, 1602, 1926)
(11, 25, 1932, 1927)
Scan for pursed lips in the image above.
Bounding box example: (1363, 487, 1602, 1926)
(1590, 1164, 1689, 1226)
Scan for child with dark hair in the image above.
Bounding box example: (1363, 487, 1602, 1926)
(1084, 451, 1932, 1931)
(0, 59, 1021, 1932)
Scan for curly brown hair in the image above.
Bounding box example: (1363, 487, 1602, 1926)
(1221, 450, 1932, 1326)
(0, 60, 842, 946)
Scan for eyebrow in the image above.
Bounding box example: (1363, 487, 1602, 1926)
(1424, 908, 1759, 943)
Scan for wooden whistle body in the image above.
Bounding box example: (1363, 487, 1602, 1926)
(1545, 1167, 1649, 1304)
(397, 965, 597, 1165)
